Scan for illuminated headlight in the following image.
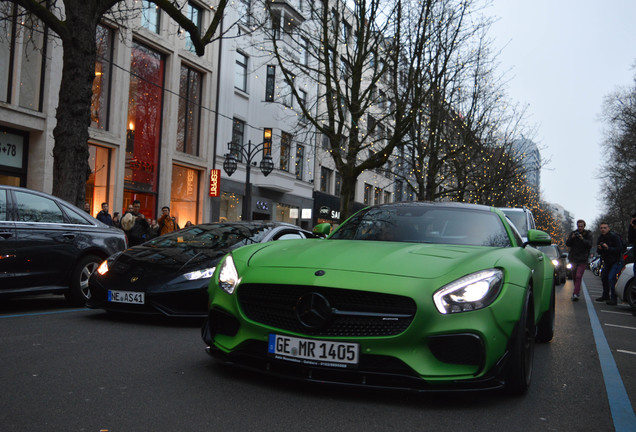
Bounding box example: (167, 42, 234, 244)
(433, 269, 503, 314)
(96, 252, 122, 276)
(566, 263, 572, 270)
(218, 255, 240, 294)
(551, 259, 559, 267)
(96, 260, 109, 275)
(183, 268, 216, 280)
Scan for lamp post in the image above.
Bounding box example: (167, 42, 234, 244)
(222, 138, 274, 221)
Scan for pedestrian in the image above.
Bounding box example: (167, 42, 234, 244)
(157, 206, 180, 235)
(185, 221, 193, 228)
(96, 202, 113, 226)
(595, 221, 623, 305)
(565, 219, 593, 301)
(122, 199, 151, 246)
(84, 202, 91, 214)
(112, 212, 121, 228)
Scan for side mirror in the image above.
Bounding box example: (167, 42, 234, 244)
(524, 229, 552, 247)
(312, 223, 331, 238)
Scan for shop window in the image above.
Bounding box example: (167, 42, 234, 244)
(276, 203, 298, 224)
(171, 165, 200, 226)
(91, 24, 114, 130)
(374, 187, 381, 204)
(364, 183, 372, 205)
(177, 64, 202, 155)
(220, 192, 242, 222)
(85, 144, 111, 218)
(125, 42, 164, 215)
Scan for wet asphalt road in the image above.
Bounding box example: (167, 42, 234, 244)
(1, 271, 635, 432)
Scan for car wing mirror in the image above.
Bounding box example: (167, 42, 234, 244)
(523, 229, 552, 248)
(312, 223, 331, 238)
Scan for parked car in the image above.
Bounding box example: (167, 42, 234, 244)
(499, 207, 536, 243)
(537, 245, 567, 286)
(0, 185, 127, 305)
(87, 222, 318, 317)
(202, 202, 555, 394)
(614, 263, 636, 309)
(589, 256, 602, 276)
(564, 252, 573, 279)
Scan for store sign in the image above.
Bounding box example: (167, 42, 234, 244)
(319, 205, 340, 220)
(0, 132, 25, 169)
(256, 201, 270, 211)
(209, 169, 220, 197)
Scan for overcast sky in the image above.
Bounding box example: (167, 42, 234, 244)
(488, 0, 636, 226)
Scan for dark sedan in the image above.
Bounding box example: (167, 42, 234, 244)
(0, 185, 127, 305)
(87, 222, 318, 317)
(537, 245, 567, 285)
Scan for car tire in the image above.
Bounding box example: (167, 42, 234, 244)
(536, 286, 555, 343)
(627, 279, 636, 310)
(504, 290, 535, 395)
(554, 274, 560, 286)
(65, 254, 101, 306)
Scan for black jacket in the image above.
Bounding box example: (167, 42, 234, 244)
(596, 230, 623, 264)
(565, 229, 593, 264)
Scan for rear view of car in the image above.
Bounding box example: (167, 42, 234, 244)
(0, 185, 127, 305)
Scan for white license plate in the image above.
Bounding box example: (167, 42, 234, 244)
(268, 334, 359, 368)
(108, 290, 145, 304)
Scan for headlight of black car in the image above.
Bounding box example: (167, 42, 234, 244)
(96, 252, 123, 276)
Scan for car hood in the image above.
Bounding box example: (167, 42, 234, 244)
(246, 240, 506, 279)
(116, 245, 228, 274)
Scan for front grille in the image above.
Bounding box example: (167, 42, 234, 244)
(237, 284, 417, 337)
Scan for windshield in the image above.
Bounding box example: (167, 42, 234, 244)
(330, 205, 511, 247)
(145, 223, 276, 249)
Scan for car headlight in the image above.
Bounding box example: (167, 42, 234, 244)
(183, 267, 216, 281)
(96, 251, 122, 276)
(551, 259, 559, 267)
(433, 269, 503, 314)
(566, 263, 572, 270)
(218, 255, 240, 294)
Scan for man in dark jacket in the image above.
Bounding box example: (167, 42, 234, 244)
(565, 219, 593, 301)
(96, 202, 113, 226)
(596, 221, 623, 305)
(124, 200, 151, 246)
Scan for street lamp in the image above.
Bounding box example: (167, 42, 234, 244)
(222, 139, 275, 221)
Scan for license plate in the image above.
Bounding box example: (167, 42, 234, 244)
(108, 290, 145, 304)
(268, 334, 359, 368)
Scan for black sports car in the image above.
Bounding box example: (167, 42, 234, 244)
(87, 222, 317, 317)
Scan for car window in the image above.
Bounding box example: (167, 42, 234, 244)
(61, 202, 93, 225)
(537, 246, 558, 259)
(0, 189, 7, 221)
(501, 210, 528, 235)
(14, 191, 65, 223)
(331, 206, 511, 247)
(275, 231, 304, 240)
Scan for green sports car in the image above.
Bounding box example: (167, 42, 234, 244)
(201, 202, 555, 394)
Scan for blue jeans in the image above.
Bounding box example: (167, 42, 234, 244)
(601, 261, 622, 300)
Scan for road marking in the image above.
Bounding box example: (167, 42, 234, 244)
(605, 324, 636, 331)
(601, 310, 634, 316)
(582, 281, 636, 431)
(617, 350, 636, 356)
(0, 309, 88, 319)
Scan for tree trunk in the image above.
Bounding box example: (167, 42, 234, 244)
(51, 11, 97, 207)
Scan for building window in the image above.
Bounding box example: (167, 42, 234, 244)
(177, 64, 202, 155)
(1, 7, 47, 110)
(125, 42, 164, 215)
(276, 203, 299, 225)
(141, 0, 161, 33)
(171, 165, 200, 226)
(300, 37, 309, 66)
(91, 24, 114, 130)
(322, 134, 330, 150)
(280, 132, 291, 171)
(235, 51, 248, 92)
(185, 2, 202, 52)
(295, 144, 304, 180)
(374, 187, 382, 204)
(334, 172, 341, 197)
(384, 190, 391, 204)
(298, 89, 307, 122)
(232, 118, 245, 162)
(282, 76, 293, 107)
(263, 128, 272, 156)
(237, 0, 251, 26)
(364, 183, 372, 205)
(320, 167, 332, 193)
(395, 180, 403, 202)
(265, 65, 275, 102)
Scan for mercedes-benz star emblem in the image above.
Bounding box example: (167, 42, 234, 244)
(294, 292, 332, 330)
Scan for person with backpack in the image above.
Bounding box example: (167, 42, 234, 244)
(596, 221, 624, 305)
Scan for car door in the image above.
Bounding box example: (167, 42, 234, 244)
(11, 190, 77, 289)
(0, 188, 17, 289)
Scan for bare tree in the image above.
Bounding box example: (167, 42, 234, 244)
(2, 0, 228, 207)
